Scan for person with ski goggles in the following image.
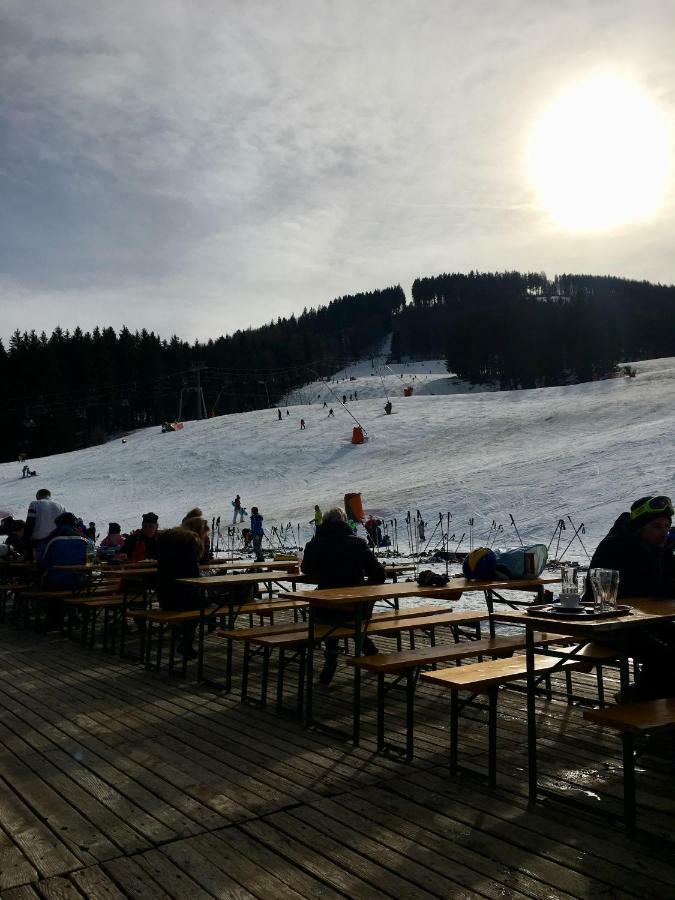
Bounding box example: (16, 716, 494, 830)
(587, 495, 675, 700)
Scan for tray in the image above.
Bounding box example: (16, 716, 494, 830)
(526, 603, 632, 620)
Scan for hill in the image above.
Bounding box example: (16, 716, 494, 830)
(2, 356, 672, 562)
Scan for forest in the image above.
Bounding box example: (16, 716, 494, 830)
(3, 271, 674, 461)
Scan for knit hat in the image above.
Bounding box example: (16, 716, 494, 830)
(55, 512, 78, 528)
(629, 496, 673, 530)
(142, 512, 159, 524)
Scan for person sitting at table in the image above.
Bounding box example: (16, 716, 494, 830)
(182, 507, 212, 563)
(35, 512, 90, 627)
(301, 506, 385, 685)
(4, 519, 26, 557)
(156, 516, 210, 660)
(97, 522, 125, 559)
(587, 495, 675, 600)
(588, 495, 675, 700)
(121, 512, 159, 562)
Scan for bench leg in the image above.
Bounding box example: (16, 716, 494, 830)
(156, 624, 165, 671)
(596, 665, 605, 706)
(261, 647, 270, 708)
(276, 648, 285, 712)
(168, 627, 177, 676)
(488, 686, 498, 789)
(88, 609, 97, 649)
(80, 607, 89, 647)
(144, 620, 153, 669)
(225, 636, 234, 693)
(297, 648, 306, 719)
(241, 641, 251, 703)
(376, 673, 385, 752)
(450, 689, 459, 775)
(622, 732, 637, 832)
(565, 669, 573, 705)
(102, 607, 110, 652)
(405, 670, 415, 761)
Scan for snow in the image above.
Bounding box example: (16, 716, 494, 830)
(2, 357, 673, 563)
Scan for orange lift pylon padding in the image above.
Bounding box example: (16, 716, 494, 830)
(344, 493, 364, 522)
(351, 426, 365, 445)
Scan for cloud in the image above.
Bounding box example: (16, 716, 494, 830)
(1, 0, 674, 342)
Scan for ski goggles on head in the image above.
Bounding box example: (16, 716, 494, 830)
(630, 496, 674, 521)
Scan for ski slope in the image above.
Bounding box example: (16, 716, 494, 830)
(1, 357, 673, 562)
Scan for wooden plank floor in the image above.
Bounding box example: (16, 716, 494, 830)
(0, 618, 674, 898)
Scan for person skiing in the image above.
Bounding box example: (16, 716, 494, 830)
(384, 400, 393, 415)
(328, 408, 335, 417)
(277, 408, 282, 421)
(232, 495, 242, 524)
(250, 507, 264, 562)
(323, 401, 327, 408)
(342, 394, 347, 404)
(300, 419, 306, 430)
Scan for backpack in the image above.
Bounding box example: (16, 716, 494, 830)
(493, 544, 548, 579)
(416, 570, 450, 587)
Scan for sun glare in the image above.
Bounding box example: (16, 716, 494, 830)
(527, 73, 671, 231)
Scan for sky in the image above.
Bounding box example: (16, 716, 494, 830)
(1, 0, 674, 344)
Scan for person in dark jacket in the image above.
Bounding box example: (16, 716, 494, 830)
(121, 512, 159, 562)
(587, 496, 675, 600)
(588, 495, 675, 700)
(156, 517, 209, 659)
(301, 507, 386, 684)
(250, 507, 264, 562)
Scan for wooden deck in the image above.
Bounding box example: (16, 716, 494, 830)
(0, 619, 673, 899)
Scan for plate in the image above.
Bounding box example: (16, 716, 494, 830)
(526, 604, 632, 620)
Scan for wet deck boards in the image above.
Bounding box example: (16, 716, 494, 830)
(0, 620, 673, 898)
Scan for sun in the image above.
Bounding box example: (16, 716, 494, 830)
(527, 73, 671, 231)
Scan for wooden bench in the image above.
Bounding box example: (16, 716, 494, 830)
(344, 632, 574, 758)
(0, 582, 27, 623)
(421, 649, 609, 786)
(583, 699, 675, 830)
(64, 594, 124, 649)
(225, 608, 488, 710)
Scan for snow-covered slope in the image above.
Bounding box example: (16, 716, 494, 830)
(2, 358, 673, 561)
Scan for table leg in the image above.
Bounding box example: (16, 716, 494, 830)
(485, 590, 496, 638)
(352, 603, 364, 747)
(526, 625, 538, 802)
(305, 608, 315, 726)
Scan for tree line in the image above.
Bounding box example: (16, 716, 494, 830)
(0, 286, 405, 462)
(3, 270, 674, 462)
(390, 271, 675, 388)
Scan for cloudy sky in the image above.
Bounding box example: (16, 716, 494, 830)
(2, 0, 674, 343)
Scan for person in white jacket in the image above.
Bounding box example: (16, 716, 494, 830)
(24, 488, 66, 559)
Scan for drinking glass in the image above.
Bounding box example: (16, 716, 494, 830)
(589, 568, 620, 612)
(560, 565, 578, 595)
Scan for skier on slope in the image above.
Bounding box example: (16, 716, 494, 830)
(232, 495, 244, 524)
(250, 507, 265, 562)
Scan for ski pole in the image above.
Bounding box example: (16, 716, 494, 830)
(509, 513, 524, 547)
(559, 520, 587, 560)
(422, 513, 443, 554)
(566, 515, 591, 560)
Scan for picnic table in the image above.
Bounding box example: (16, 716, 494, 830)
(175, 570, 314, 683)
(494, 597, 675, 805)
(284, 575, 557, 745)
